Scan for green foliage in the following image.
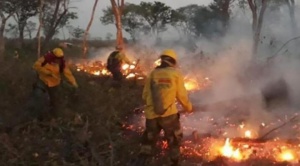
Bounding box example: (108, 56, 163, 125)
(101, 1, 181, 39)
(193, 6, 224, 37)
(122, 4, 145, 40)
(173, 4, 200, 36)
(40, 0, 78, 48)
(101, 3, 144, 41)
(70, 26, 85, 39)
(100, 0, 232, 40)
(0, 0, 38, 20)
(137, 1, 176, 35)
(5, 24, 18, 38)
(174, 0, 231, 38)
(42, 1, 78, 38)
(15, 0, 39, 24)
(0, 0, 18, 14)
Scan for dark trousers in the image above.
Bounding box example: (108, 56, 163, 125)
(109, 69, 123, 88)
(47, 86, 59, 112)
(111, 70, 123, 82)
(35, 79, 59, 116)
(140, 113, 183, 161)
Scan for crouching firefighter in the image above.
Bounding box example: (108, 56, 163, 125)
(106, 46, 132, 87)
(33, 48, 78, 115)
(138, 49, 193, 166)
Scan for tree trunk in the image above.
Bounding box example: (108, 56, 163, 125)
(221, 0, 230, 29)
(248, 0, 258, 32)
(82, 0, 99, 59)
(0, 35, 4, 61)
(0, 12, 15, 60)
(43, 29, 56, 49)
(111, 0, 124, 48)
(25, 24, 33, 39)
(286, 0, 297, 36)
(42, 8, 68, 50)
(42, 0, 64, 49)
(18, 22, 26, 48)
(115, 9, 124, 47)
(253, 0, 267, 56)
(37, 0, 44, 58)
(0, 19, 7, 61)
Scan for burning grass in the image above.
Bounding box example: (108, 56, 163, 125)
(73, 58, 212, 92)
(123, 107, 300, 165)
(74, 59, 146, 80)
(1, 49, 299, 165)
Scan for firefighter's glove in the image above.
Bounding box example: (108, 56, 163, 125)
(73, 83, 79, 89)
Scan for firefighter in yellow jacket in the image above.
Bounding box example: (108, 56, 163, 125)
(33, 48, 78, 113)
(106, 46, 132, 84)
(140, 49, 193, 165)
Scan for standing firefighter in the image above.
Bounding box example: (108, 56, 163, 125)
(139, 49, 193, 165)
(33, 48, 78, 114)
(106, 46, 132, 85)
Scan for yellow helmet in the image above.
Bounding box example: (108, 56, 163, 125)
(52, 48, 64, 57)
(161, 49, 177, 61)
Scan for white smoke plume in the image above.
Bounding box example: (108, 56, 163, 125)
(86, 2, 300, 140)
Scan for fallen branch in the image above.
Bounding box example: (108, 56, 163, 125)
(258, 114, 298, 140)
(267, 36, 300, 61)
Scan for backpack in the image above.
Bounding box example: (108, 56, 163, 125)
(41, 51, 65, 73)
(150, 72, 168, 115)
(107, 51, 120, 71)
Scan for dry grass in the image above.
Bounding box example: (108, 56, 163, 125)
(0, 52, 144, 165)
(0, 44, 295, 166)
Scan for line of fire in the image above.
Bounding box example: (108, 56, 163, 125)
(72, 51, 299, 165)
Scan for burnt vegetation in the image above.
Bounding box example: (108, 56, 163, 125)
(0, 0, 300, 166)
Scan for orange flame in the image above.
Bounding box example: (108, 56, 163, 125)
(126, 73, 136, 79)
(280, 151, 295, 161)
(122, 64, 129, 70)
(184, 79, 199, 91)
(276, 147, 297, 162)
(92, 71, 100, 76)
(244, 130, 252, 138)
(220, 138, 243, 161)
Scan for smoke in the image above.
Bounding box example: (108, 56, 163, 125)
(178, 3, 300, 139)
(84, 1, 300, 140)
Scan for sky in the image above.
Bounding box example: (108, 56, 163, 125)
(70, 0, 213, 39)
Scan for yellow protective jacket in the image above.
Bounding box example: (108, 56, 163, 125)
(115, 51, 131, 65)
(142, 67, 192, 119)
(33, 57, 78, 88)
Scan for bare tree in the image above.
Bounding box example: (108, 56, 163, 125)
(13, 0, 38, 48)
(248, 0, 268, 56)
(24, 21, 37, 39)
(37, 0, 44, 58)
(110, 0, 125, 49)
(82, 0, 99, 59)
(42, 0, 77, 49)
(0, 1, 17, 60)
